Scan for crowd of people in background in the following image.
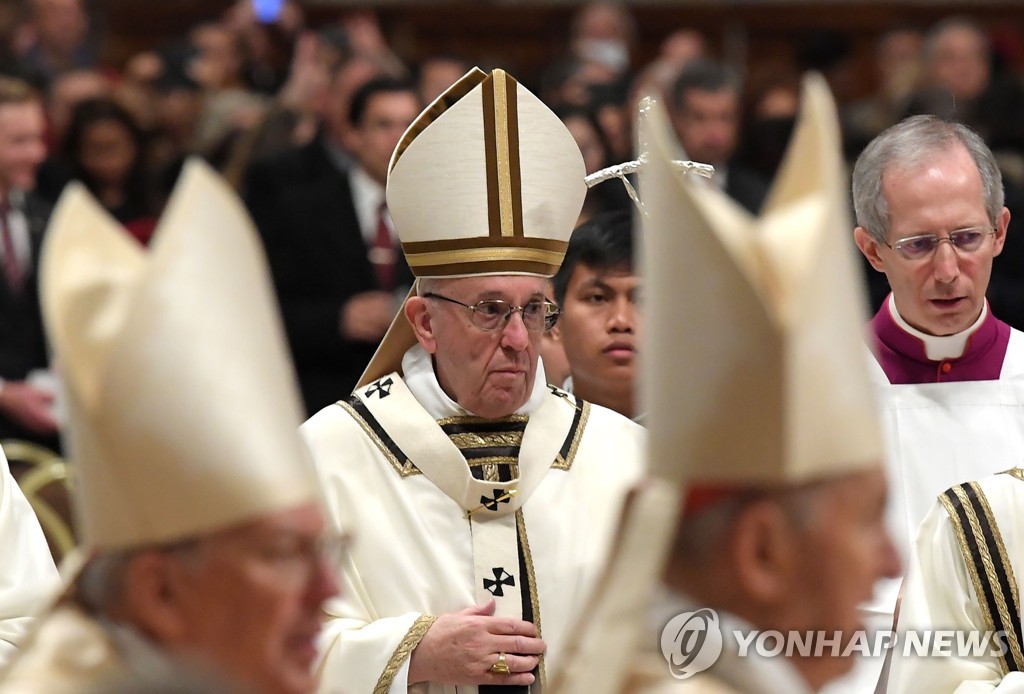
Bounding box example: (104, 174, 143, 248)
(4, 0, 1024, 426)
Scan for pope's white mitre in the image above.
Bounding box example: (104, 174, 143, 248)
(41, 159, 319, 551)
(641, 73, 883, 487)
(387, 67, 586, 278)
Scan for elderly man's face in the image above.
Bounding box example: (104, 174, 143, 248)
(781, 468, 900, 690)
(855, 144, 1008, 336)
(408, 275, 547, 419)
(160, 503, 339, 694)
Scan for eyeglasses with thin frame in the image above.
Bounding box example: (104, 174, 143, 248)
(423, 292, 560, 333)
(884, 226, 997, 261)
(167, 531, 349, 586)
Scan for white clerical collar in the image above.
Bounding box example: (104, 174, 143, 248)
(889, 293, 988, 361)
(402, 343, 548, 420)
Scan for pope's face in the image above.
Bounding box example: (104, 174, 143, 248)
(410, 275, 547, 419)
(855, 144, 1008, 336)
(166, 504, 340, 694)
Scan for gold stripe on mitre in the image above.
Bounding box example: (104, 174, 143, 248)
(402, 237, 567, 277)
(483, 69, 524, 239)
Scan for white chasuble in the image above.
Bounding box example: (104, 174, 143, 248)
(303, 348, 645, 694)
(0, 450, 60, 668)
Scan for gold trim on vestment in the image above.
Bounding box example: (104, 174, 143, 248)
(405, 246, 565, 269)
(973, 482, 1024, 669)
(373, 614, 437, 694)
(940, 484, 1022, 674)
(337, 401, 419, 478)
(1004, 468, 1024, 483)
(516, 509, 545, 689)
(436, 413, 530, 427)
(448, 431, 524, 449)
(553, 401, 591, 471)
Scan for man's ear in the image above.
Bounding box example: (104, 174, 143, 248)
(405, 296, 437, 354)
(993, 206, 1011, 258)
(547, 323, 561, 341)
(729, 500, 799, 606)
(118, 552, 192, 643)
(854, 227, 887, 273)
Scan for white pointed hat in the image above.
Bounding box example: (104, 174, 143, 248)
(641, 72, 883, 490)
(41, 159, 320, 552)
(358, 67, 587, 387)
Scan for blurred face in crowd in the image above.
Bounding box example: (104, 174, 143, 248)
(0, 100, 47, 196)
(673, 87, 739, 167)
(406, 276, 548, 419)
(326, 57, 382, 148)
(189, 24, 244, 90)
(48, 70, 108, 146)
(350, 89, 419, 186)
(135, 503, 340, 694)
(554, 263, 639, 417)
(78, 117, 137, 188)
(927, 25, 990, 101)
(418, 57, 467, 106)
(33, 0, 88, 53)
(877, 28, 923, 97)
(855, 144, 1008, 336)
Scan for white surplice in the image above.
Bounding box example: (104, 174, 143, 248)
(888, 470, 1024, 693)
(302, 346, 646, 694)
(0, 449, 60, 668)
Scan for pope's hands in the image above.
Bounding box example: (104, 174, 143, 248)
(408, 600, 545, 686)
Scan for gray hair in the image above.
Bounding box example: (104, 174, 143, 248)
(77, 540, 203, 615)
(851, 115, 1004, 243)
(415, 277, 443, 297)
(673, 480, 827, 564)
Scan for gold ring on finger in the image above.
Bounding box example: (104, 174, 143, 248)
(490, 652, 511, 675)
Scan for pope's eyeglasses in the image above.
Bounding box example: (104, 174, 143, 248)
(423, 292, 560, 333)
(885, 226, 996, 261)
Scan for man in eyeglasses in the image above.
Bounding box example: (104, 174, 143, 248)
(301, 67, 645, 694)
(0, 161, 341, 694)
(838, 115, 1024, 693)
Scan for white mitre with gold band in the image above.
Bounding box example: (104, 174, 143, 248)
(41, 158, 320, 555)
(358, 67, 587, 387)
(645, 71, 882, 491)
